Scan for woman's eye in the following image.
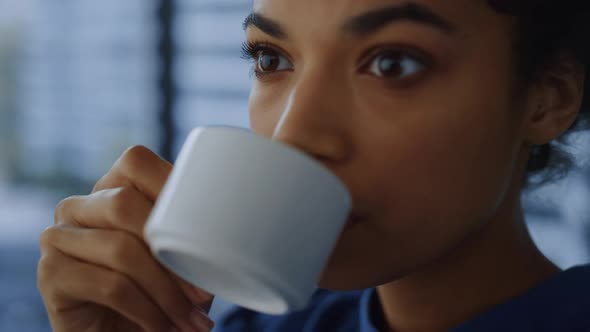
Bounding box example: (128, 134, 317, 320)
(240, 42, 293, 78)
(366, 51, 427, 81)
(255, 49, 292, 73)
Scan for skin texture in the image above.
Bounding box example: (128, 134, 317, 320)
(246, 0, 584, 331)
(38, 146, 216, 332)
(37, 0, 585, 332)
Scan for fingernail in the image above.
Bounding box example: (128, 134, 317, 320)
(190, 308, 214, 331)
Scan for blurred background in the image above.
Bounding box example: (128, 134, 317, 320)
(0, 0, 588, 331)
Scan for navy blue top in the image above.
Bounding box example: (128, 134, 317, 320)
(217, 265, 590, 331)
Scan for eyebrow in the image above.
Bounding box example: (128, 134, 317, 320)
(343, 3, 455, 36)
(243, 13, 288, 39)
(243, 2, 454, 39)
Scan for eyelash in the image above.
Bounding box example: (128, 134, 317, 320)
(360, 44, 433, 86)
(240, 40, 262, 60)
(240, 40, 285, 80)
(240, 40, 433, 85)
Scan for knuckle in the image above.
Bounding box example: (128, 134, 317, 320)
(39, 287, 61, 315)
(106, 232, 137, 266)
(100, 273, 132, 304)
(108, 186, 135, 222)
(39, 226, 61, 252)
(120, 145, 153, 173)
(43, 296, 60, 314)
(92, 173, 109, 192)
(124, 144, 152, 157)
(53, 196, 79, 224)
(36, 253, 59, 288)
(107, 186, 151, 231)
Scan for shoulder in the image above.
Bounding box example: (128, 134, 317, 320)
(455, 264, 590, 332)
(215, 288, 367, 332)
(539, 264, 590, 331)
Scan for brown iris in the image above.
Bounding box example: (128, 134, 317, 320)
(257, 50, 281, 72)
(376, 52, 404, 78)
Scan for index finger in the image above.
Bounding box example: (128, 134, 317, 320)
(54, 187, 152, 241)
(92, 145, 172, 202)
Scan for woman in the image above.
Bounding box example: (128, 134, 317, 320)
(38, 1, 590, 331)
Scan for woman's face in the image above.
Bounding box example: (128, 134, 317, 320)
(246, 0, 529, 289)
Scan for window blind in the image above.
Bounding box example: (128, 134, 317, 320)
(18, 0, 160, 182)
(173, 0, 252, 156)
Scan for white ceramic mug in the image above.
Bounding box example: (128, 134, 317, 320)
(144, 126, 351, 315)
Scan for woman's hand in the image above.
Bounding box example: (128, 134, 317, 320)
(37, 145, 215, 332)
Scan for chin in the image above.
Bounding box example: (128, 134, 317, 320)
(317, 271, 366, 291)
(316, 256, 392, 291)
(315, 216, 418, 290)
(316, 236, 413, 291)
(317, 263, 408, 291)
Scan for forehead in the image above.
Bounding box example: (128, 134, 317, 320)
(251, 0, 500, 36)
(253, 0, 488, 13)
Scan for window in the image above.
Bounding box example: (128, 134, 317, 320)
(1, 1, 159, 330)
(173, 0, 251, 155)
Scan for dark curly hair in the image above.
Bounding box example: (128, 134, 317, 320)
(488, 0, 590, 188)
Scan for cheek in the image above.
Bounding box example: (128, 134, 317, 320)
(320, 98, 524, 289)
(370, 99, 519, 222)
(353, 82, 522, 259)
(356, 41, 522, 227)
(248, 84, 284, 137)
